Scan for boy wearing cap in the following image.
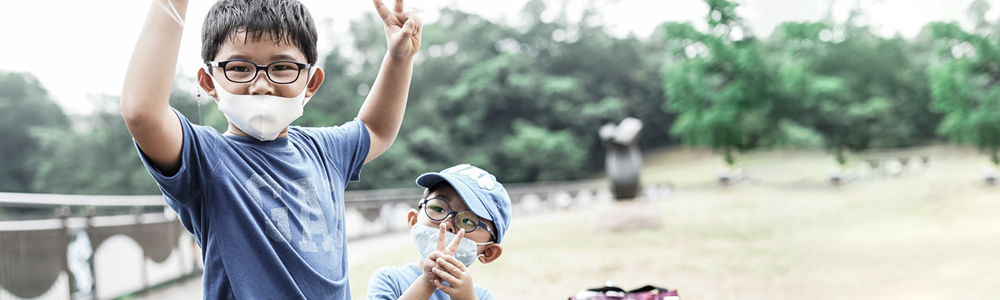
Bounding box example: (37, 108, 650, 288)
(367, 164, 512, 300)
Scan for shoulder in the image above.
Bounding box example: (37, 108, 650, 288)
(367, 264, 419, 300)
(290, 118, 366, 137)
(170, 108, 227, 144)
(371, 263, 419, 279)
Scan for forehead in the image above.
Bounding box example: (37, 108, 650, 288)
(214, 29, 307, 62)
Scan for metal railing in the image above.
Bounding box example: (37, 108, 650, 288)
(0, 192, 194, 300)
(0, 179, 614, 300)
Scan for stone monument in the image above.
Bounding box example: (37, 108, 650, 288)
(599, 117, 643, 200)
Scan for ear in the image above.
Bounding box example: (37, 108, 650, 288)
(197, 68, 220, 104)
(304, 67, 325, 98)
(478, 243, 503, 264)
(406, 209, 419, 231)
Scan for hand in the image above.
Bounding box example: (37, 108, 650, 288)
(431, 254, 477, 300)
(420, 221, 463, 289)
(372, 0, 422, 60)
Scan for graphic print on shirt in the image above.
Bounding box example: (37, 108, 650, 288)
(245, 173, 341, 252)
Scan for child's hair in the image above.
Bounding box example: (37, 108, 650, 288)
(201, 0, 319, 65)
(424, 181, 451, 196)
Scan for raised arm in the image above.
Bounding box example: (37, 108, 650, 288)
(121, 0, 187, 175)
(359, 0, 423, 164)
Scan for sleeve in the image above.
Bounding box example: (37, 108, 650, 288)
(308, 118, 371, 183)
(134, 108, 219, 207)
(367, 267, 403, 300)
(476, 287, 495, 300)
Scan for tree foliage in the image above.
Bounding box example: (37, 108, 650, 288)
(0, 71, 69, 192)
(4, 0, 998, 194)
(926, 20, 1000, 164)
(768, 14, 937, 164)
(661, 0, 780, 165)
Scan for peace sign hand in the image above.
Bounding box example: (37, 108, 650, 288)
(418, 221, 464, 289)
(372, 0, 422, 60)
(430, 252, 477, 300)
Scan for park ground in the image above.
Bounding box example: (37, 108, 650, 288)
(347, 145, 1000, 299)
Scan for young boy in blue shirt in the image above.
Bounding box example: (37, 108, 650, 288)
(121, 0, 421, 298)
(367, 164, 513, 300)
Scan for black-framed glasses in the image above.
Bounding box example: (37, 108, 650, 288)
(208, 60, 311, 84)
(419, 198, 496, 242)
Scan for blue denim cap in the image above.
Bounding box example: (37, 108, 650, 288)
(416, 164, 512, 244)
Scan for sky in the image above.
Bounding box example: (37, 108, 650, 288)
(0, 0, 987, 115)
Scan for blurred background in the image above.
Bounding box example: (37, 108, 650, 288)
(3, 0, 1000, 194)
(3, 0, 1000, 299)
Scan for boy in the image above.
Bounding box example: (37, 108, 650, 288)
(367, 164, 512, 300)
(120, 0, 421, 298)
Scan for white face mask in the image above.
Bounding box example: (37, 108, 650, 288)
(208, 70, 314, 141)
(410, 224, 493, 267)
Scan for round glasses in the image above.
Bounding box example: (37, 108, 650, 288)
(419, 198, 496, 242)
(208, 60, 311, 84)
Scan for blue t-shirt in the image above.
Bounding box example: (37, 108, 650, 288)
(137, 109, 370, 299)
(367, 263, 494, 300)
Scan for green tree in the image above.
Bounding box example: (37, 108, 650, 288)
(0, 71, 69, 192)
(320, 1, 672, 187)
(32, 93, 165, 195)
(501, 120, 586, 182)
(661, 0, 779, 165)
(926, 21, 1000, 164)
(769, 17, 936, 164)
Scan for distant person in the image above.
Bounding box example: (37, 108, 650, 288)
(120, 0, 422, 298)
(367, 164, 512, 300)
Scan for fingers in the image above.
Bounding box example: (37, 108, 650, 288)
(403, 10, 423, 28)
(446, 228, 464, 254)
(433, 279, 456, 294)
(431, 263, 462, 291)
(436, 221, 447, 252)
(437, 255, 468, 274)
(372, 0, 391, 20)
(394, 0, 405, 13)
(400, 20, 415, 37)
(432, 266, 459, 283)
(431, 257, 469, 295)
(401, 10, 422, 36)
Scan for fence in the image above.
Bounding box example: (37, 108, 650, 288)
(0, 179, 613, 300)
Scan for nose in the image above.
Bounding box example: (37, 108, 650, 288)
(248, 70, 275, 95)
(441, 214, 458, 234)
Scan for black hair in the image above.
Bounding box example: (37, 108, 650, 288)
(426, 181, 452, 195)
(201, 0, 318, 65)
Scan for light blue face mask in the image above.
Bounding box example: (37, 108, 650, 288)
(411, 224, 493, 266)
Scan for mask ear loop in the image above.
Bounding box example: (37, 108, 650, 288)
(196, 67, 210, 125)
(155, 0, 185, 28)
(196, 81, 203, 125)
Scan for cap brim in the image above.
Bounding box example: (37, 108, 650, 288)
(415, 172, 494, 222)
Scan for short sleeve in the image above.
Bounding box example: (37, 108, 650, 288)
(296, 118, 370, 183)
(134, 108, 220, 207)
(366, 267, 403, 300)
(476, 288, 495, 300)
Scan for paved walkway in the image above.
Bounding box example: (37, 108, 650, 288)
(134, 231, 411, 299)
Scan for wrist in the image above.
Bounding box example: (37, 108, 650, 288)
(384, 52, 415, 65)
(416, 273, 436, 289)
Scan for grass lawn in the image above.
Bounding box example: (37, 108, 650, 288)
(349, 146, 1000, 299)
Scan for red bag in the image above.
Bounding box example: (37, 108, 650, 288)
(569, 285, 679, 300)
(625, 285, 679, 300)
